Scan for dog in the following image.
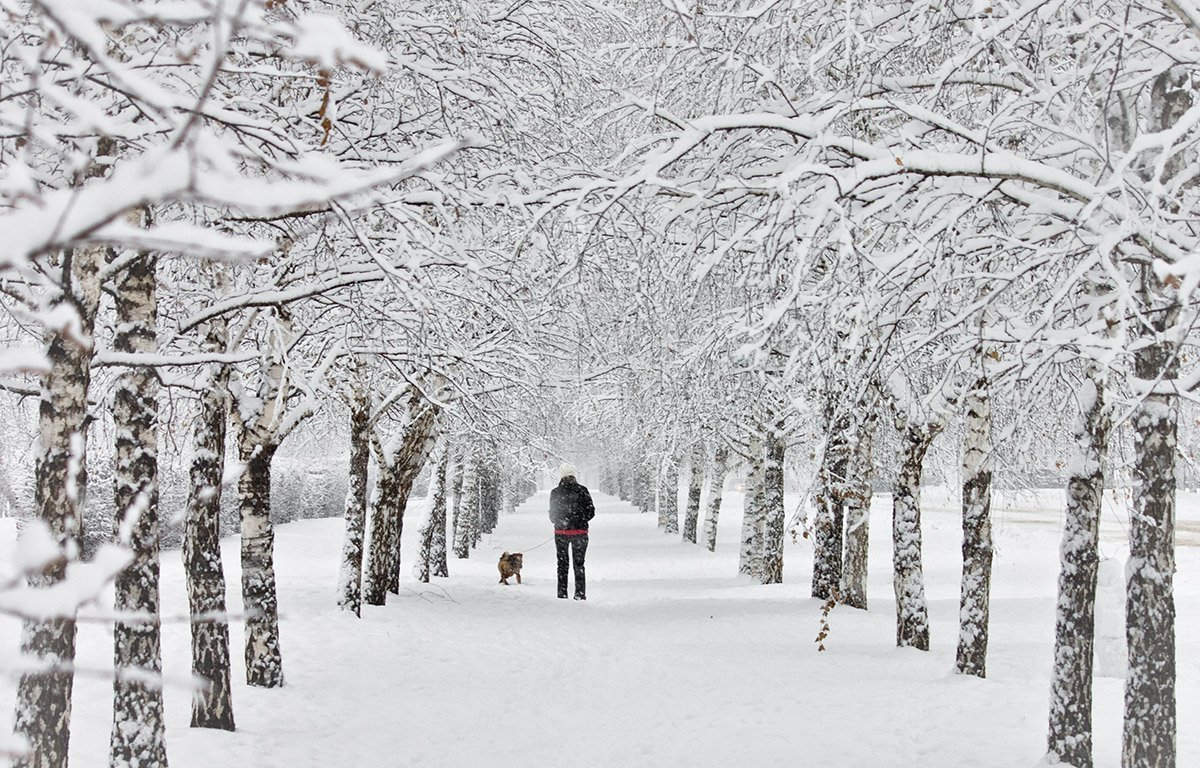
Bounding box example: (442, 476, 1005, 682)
(498, 552, 523, 585)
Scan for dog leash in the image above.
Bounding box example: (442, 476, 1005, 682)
(522, 536, 555, 553)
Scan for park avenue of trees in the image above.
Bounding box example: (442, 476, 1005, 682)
(1, 1, 1199, 767)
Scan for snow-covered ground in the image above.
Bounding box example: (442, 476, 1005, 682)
(2, 487, 1197, 767)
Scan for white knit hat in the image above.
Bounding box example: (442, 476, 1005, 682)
(559, 462, 577, 480)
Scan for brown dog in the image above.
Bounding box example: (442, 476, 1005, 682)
(498, 552, 523, 585)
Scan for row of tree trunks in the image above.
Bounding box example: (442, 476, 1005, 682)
(183, 317, 235, 730)
(13, 242, 107, 768)
(109, 248, 168, 767)
(702, 445, 729, 552)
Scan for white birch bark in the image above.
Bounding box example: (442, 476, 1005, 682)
(812, 403, 849, 600)
(183, 314, 234, 730)
(661, 458, 679, 535)
(892, 416, 941, 651)
(840, 409, 878, 610)
(682, 446, 704, 543)
(956, 366, 993, 678)
(759, 430, 787, 584)
(739, 434, 765, 577)
(109, 246, 167, 767)
(702, 445, 730, 552)
(1047, 369, 1110, 768)
(337, 375, 370, 615)
(453, 455, 479, 559)
(13, 241, 106, 768)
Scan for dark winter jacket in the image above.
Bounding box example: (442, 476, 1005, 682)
(549, 476, 595, 533)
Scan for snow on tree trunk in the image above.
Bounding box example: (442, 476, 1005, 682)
(419, 443, 450, 582)
(337, 381, 370, 615)
(739, 434, 765, 578)
(661, 458, 679, 535)
(386, 409, 438, 593)
(454, 455, 479, 558)
(1046, 370, 1111, 768)
(682, 447, 704, 543)
(13, 242, 105, 768)
(760, 430, 787, 585)
(183, 318, 234, 731)
(237, 445, 284, 687)
(841, 410, 877, 610)
(110, 248, 168, 767)
(702, 445, 730, 552)
(812, 407, 848, 599)
(956, 370, 993, 678)
(892, 418, 940, 651)
(1123, 271, 1179, 768)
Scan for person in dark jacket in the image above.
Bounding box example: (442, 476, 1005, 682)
(549, 462, 595, 600)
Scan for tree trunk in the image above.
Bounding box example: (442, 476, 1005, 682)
(739, 434, 765, 578)
(682, 447, 703, 543)
(812, 407, 849, 600)
(14, 243, 105, 768)
(337, 383, 370, 615)
(956, 371, 993, 678)
(454, 456, 479, 558)
(110, 250, 168, 767)
(450, 456, 465, 553)
(385, 408, 438, 593)
(1047, 371, 1110, 768)
(183, 328, 235, 730)
(892, 418, 940, 651)
(760, 430, 787, 585)
(419, 443, 450, 582)
(479, 457, 500, 535)
(840, 410, 877, 609)
(702, 445, 729, 552)
(1123, 270, 1179, 768)
(432, 447, 451, 577)
(238, 444, 284, 688)
(661, 458, 679, 535)
(363, 459, 399, 605)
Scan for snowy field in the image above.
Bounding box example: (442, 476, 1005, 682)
(2, 488, 1197, 767)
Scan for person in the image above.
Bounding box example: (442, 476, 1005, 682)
(549, 462, 595, 600)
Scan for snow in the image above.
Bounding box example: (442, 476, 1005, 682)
(1, 487, 1197, 766)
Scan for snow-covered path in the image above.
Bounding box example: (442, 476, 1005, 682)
(3, 488, 1199, 766)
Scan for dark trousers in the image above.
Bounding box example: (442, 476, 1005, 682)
(555, 534, 588, 599)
